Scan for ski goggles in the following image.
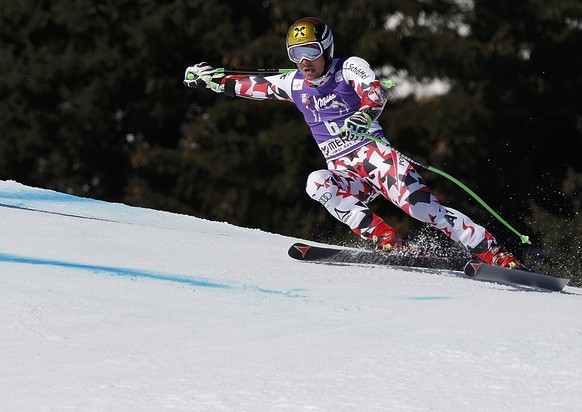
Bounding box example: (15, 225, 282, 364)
(287, 42, 324, 63)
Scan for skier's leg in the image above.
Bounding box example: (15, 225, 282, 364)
(351, 143, 525, 267)
(305, 169, 399, 247)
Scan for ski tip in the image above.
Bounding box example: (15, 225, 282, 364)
(464, 259, 570, 292)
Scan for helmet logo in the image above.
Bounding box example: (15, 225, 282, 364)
(294, 25, 307, 39)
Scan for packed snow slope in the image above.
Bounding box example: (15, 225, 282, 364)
(1, 180, 581, 412)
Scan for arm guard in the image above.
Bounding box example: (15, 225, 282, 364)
(359, 80, 388, 122)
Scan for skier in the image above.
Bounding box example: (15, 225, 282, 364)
(184, 17, 525, 269)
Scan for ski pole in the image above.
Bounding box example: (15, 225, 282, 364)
(215, 68, 295, 75)
(364, 133, 531, 245)
(373, 80, 530, 243)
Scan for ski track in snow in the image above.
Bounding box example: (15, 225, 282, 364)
(1, 180, 581, 412)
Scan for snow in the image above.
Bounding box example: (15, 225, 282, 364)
(1, 179, 581, 411)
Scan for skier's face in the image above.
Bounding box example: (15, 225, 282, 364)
(296, 55, 325, 80)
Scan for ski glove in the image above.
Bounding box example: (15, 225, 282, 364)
(342, 111, 373, 140)
(184, 62, 224, 93)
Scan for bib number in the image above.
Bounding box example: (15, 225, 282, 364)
(324, 121, 342, 136)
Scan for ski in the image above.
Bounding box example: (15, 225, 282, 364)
(464, 260, 570, 292)
(288, 243, 571, 292)
(288, 242, 466, 271)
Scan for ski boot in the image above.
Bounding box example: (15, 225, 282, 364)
(476, 244, 526, 270)
(370, 222, 401, 252)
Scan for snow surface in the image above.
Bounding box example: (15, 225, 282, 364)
(1, 179, 581, 412)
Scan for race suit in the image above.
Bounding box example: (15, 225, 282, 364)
(215, 56, 494, 253)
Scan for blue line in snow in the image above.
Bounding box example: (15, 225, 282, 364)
(0, 188, 92, 203)
(0, 252, 299, 297)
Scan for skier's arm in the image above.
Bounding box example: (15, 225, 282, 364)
(184, 62, 295, 102)
(341, 57, 388, 139)
(214, 73, 295, 102)
(342, 56, 388, 121)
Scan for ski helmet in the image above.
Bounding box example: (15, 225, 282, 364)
(286, 17, 334, 69)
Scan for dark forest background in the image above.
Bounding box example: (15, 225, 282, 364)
(1, 0, 581, 284)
